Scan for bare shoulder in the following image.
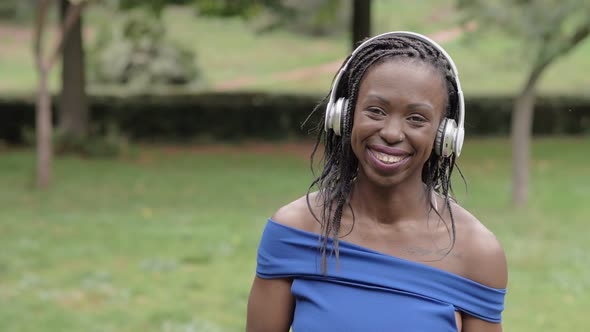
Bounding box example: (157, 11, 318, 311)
(271, 192, 323, 234)
(451, 202, 508, 290)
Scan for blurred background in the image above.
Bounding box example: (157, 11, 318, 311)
(0, 0, 589, 331)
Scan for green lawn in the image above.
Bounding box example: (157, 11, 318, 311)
(0, 137, 589, 331)
(1, 0, 589, 96)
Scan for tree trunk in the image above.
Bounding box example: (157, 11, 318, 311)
(33, 0, 83, 189)
(351, 0, 371, 50)
(59, 0, 88, 138)
(511, 80, 538, 206)
(36, 68, 53, 188)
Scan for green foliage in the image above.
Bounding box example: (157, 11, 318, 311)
(21, 123, 131, 159)
(0, 0, 17, 19)
(193, 0, 266, 18)
(194, 0, 347, 36)
(118, 0, 168, 11)
(90, 7, 201, 89)
(111, 0, 194, 16)
(57, 124, 132, 158)
(0, 0, 34, 21)
(457, 0, 590, 69)
(278, 0, 347, 36)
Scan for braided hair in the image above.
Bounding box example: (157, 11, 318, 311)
(305, 34, 463, 273)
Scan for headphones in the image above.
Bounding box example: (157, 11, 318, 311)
(324, 31, 465, 157)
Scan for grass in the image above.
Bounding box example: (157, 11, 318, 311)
(0, 0, 589, 96)
(0, 137, 589, 331)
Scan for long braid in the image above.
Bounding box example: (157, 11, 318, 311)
(306, 34, 462, 274)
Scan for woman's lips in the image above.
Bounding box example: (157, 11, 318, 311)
(367, 147, 411, 173)
(367, 144, 411, 156)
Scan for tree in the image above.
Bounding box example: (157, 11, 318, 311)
(458, 0, 590, 206)
(33, 0, 85, 188)
(59, 0, 88, 139)
(194, 0, 367, 50)
(351, 0, 371, 50)
(57, 0, 188, 142)
(57, 0, 193, 143)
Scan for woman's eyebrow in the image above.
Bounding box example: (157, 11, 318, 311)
(364, 94, 435, 114)
(407, 103, 434, 111)
(365, 93, 391, 105)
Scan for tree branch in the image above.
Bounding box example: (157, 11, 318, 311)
(33, 0, 53, 71)
(528, 21, 590, 90)
(46, 1, 85, 70)
(565, 21, 590, 51)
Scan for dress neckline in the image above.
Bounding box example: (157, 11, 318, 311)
(267, 218, 506, 291)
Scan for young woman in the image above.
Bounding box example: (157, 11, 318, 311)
(247, 31, 507, 332)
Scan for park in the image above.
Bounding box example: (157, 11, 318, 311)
(0, 0, 589, 331)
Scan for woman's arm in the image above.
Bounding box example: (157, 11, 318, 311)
(451, 204, 509, 332)
(246, 276, 295, 332)
(247, 195, 319, 331)
(462, 315, 502, 332)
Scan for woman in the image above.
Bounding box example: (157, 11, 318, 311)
(247, 31, 507, 332)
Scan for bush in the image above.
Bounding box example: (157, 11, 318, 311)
(21, 123, 132, 159)
(195, 0, 348, 36)
(280, 0, 349, 36)
(0, 0, 34, 21)
(2, 93, 589, 145)
(90, 8, 202, 89)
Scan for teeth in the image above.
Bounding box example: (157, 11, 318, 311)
(373, 151, 405, 164)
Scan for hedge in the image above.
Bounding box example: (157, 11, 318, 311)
(1, 92, 589, 144)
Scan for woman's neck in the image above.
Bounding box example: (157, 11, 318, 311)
(350, 173, 430, 226)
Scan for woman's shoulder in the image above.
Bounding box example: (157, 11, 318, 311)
(451, 202, 508, 289)
(270, 192, 323, 234)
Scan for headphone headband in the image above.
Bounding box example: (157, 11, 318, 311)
(326, 31, 465, 155)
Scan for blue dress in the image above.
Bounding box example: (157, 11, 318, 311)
(256, 219, 506, 331)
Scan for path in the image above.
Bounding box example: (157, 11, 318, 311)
(213, 23, 476, 91)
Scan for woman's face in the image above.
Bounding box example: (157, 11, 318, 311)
(350, 58, 447, 188)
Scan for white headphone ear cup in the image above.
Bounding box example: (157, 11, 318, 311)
(435, 118, 458, 157)
(332, 98, 348, 136)
(454, 127, 464, 157)
(444, 118, 458, 157)
(324, 102, 334, 133)
(445, 119, 458, 157)
(340, 98, 350, 135)
(434, 119, 447, 156)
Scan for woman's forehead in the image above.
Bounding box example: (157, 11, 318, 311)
(361, 59, 446, 93)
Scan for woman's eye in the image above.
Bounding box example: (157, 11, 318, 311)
(367, 108, 384, 116)
(408, 115, 427, 122)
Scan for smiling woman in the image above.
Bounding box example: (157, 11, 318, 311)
(246, 31, 507, 332)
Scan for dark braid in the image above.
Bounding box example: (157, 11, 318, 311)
(305, 34, 462, 274)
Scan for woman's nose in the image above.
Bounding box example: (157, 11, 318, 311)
(379, 116, 404, 144)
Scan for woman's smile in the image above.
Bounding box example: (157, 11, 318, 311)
(366, 145, 412, 173)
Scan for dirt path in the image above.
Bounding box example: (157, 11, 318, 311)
(213, 24, 475, 91)
(0, 20, 473, 90)
(0, 24, 95, 56)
